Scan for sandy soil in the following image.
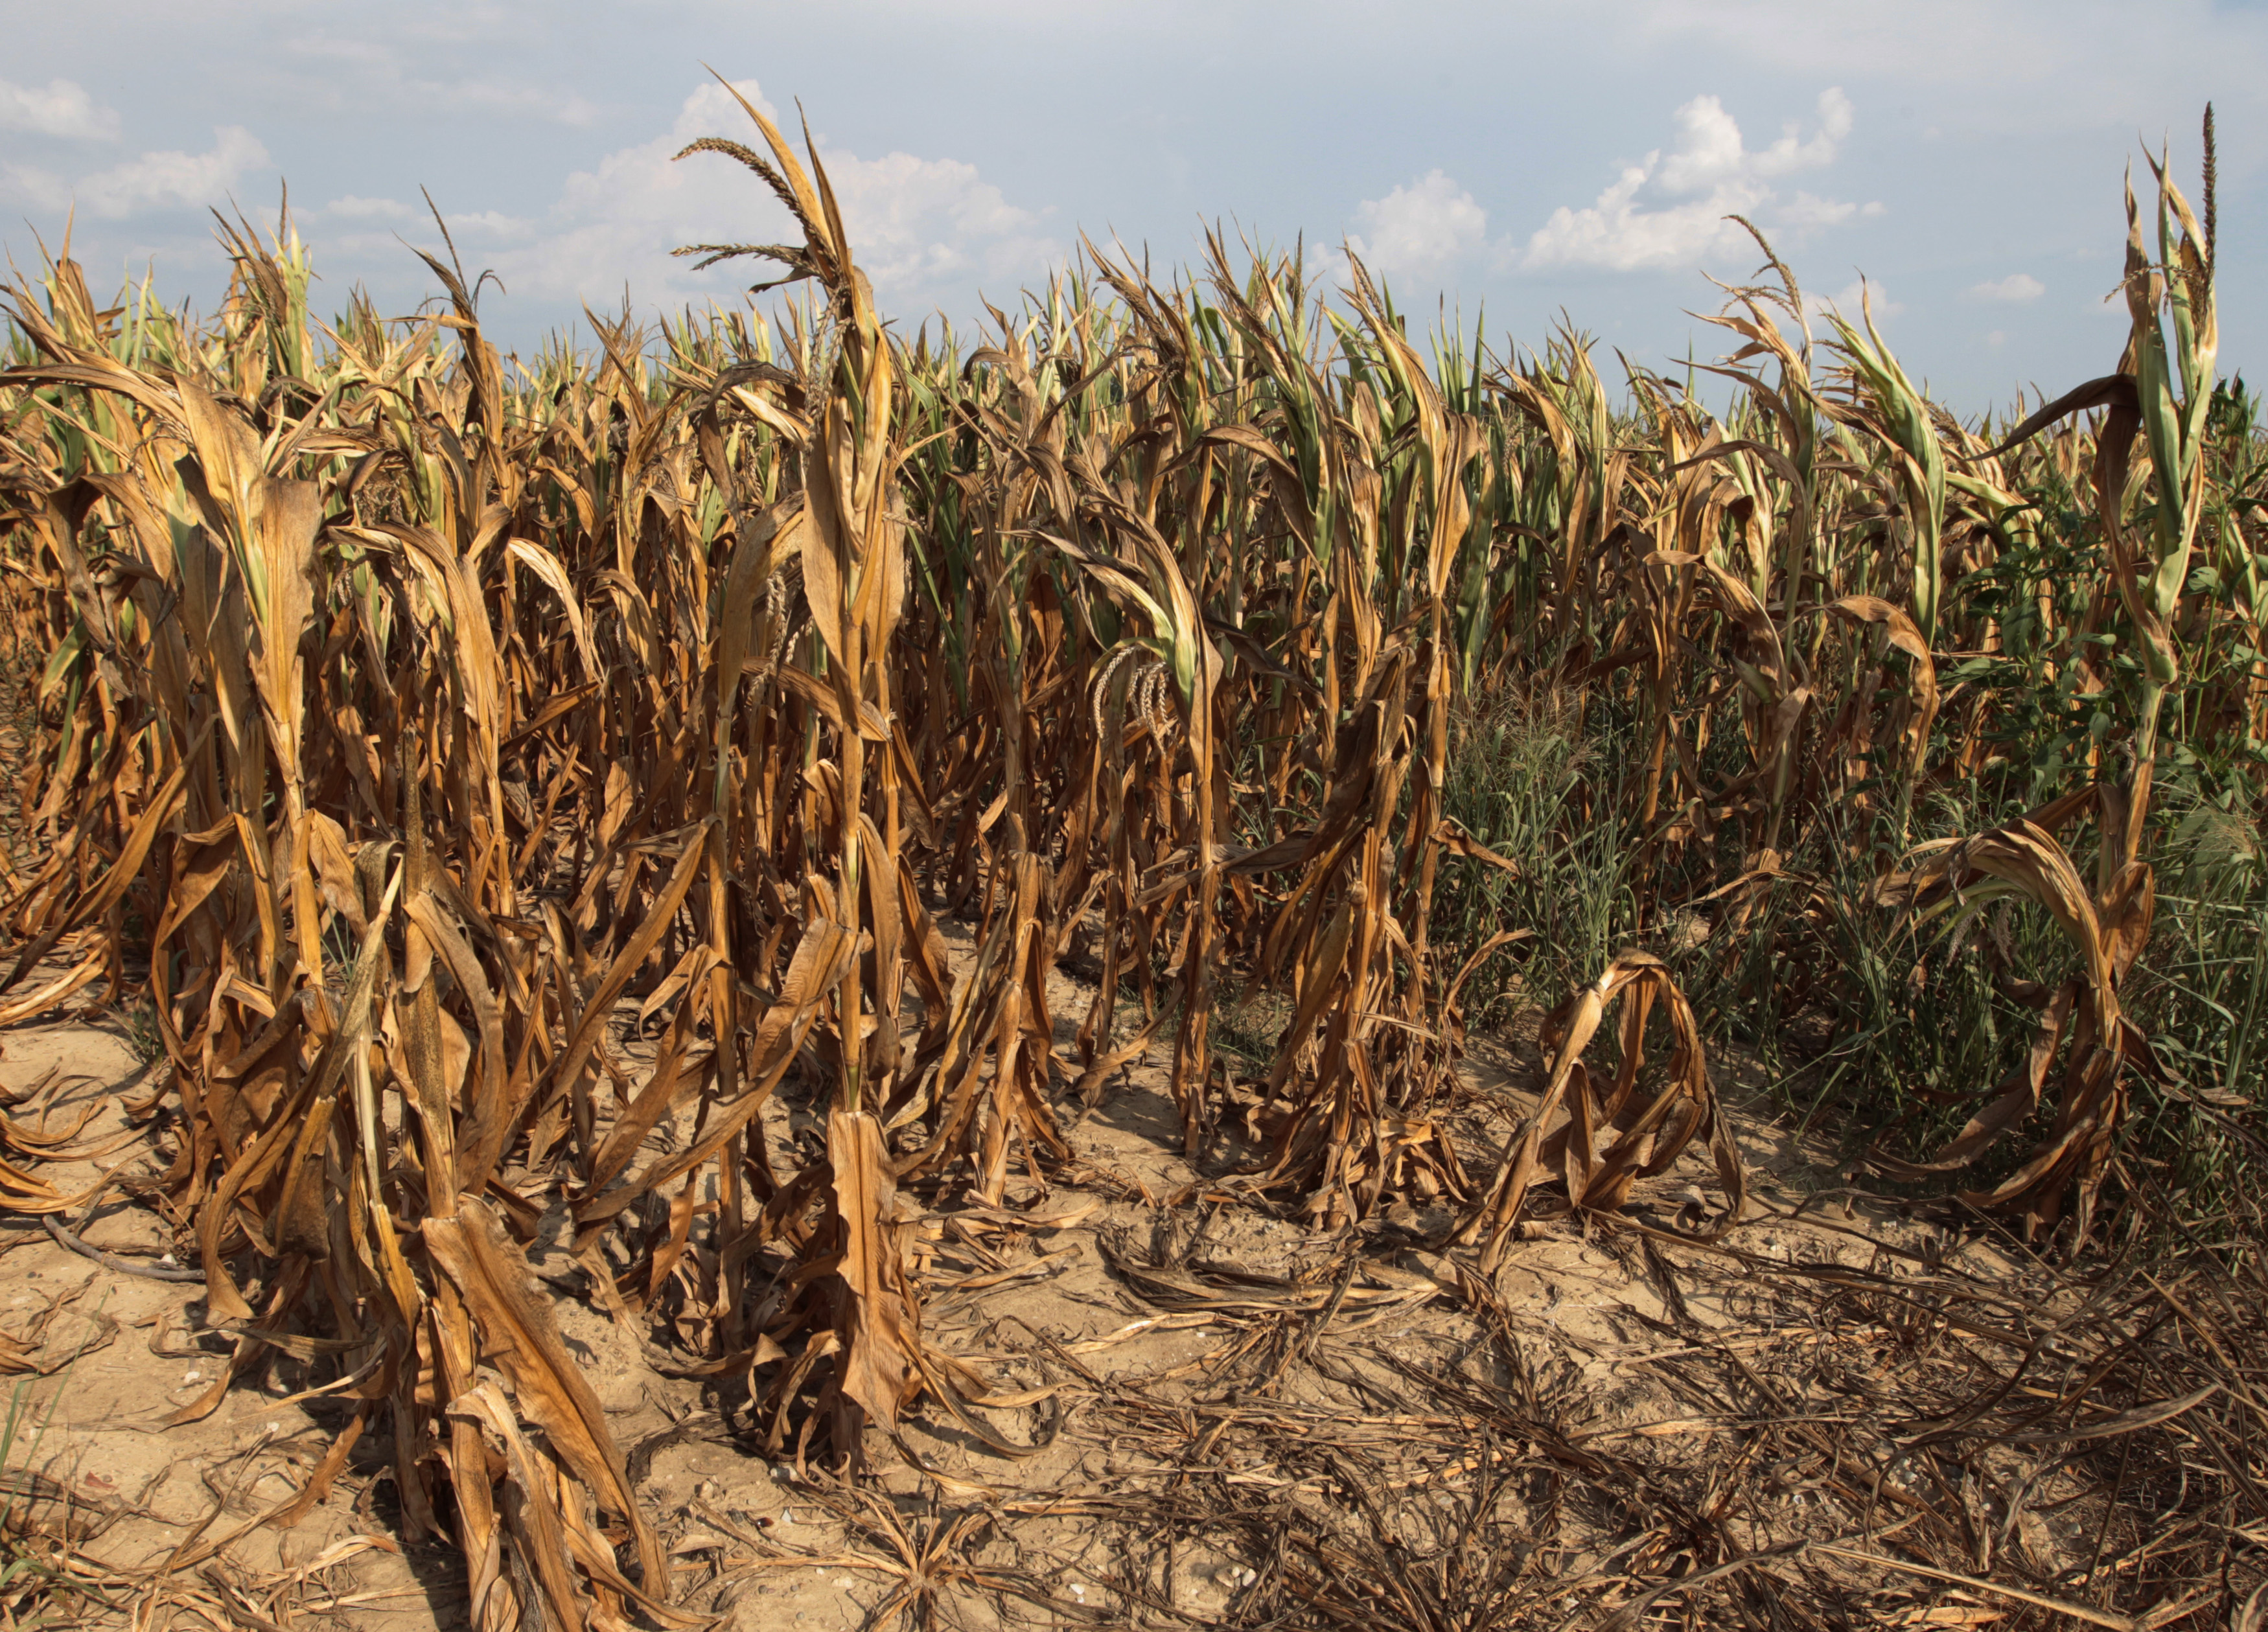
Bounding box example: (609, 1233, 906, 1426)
(0, 941, 2042, 1631)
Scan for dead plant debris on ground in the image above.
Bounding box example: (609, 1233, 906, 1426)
(0, 84, 2259, 1632)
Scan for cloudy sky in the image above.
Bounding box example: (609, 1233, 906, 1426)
(4, 0, 2262, 410)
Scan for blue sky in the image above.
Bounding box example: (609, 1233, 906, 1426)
(4, 0, 2262, 411)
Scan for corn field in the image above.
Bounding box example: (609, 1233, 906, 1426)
(0, 93, 2260, 1627)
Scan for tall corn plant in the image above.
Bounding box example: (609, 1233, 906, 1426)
(2110, 128, 2221, 860)
(1971, 115, 2219, 865)
(671, 84, 930, 1461)
(1862, 119, 2223, 1239)
(1828, 290, 1948, 652)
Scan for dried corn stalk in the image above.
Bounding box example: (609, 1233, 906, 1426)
(0, 100, 2246, 1618)
(1455, 953, 1743, 1271)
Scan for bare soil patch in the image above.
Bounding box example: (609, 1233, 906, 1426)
(0, 947, 2254, 1629)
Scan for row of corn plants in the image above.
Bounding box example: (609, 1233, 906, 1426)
(0, 96, 2258, 1625)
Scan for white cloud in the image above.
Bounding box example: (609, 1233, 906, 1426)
(1348, 170, 1488, 278)
(1805, 277, 1903, 329)
(1781, 191, 1884, 229)
(280, 33, 601, 128)
(316, 195, 413, 221)
(0, 77, 119, 141)
(1523, 88, 1862, 273)
(450, 80, 1063, 315)
(449, 80, 600, 128)
(3, 126, 271, 220)
(446, 209, 535, 238)
(1968, 272, 2044, 303)
(816, 150, 1055, 292)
